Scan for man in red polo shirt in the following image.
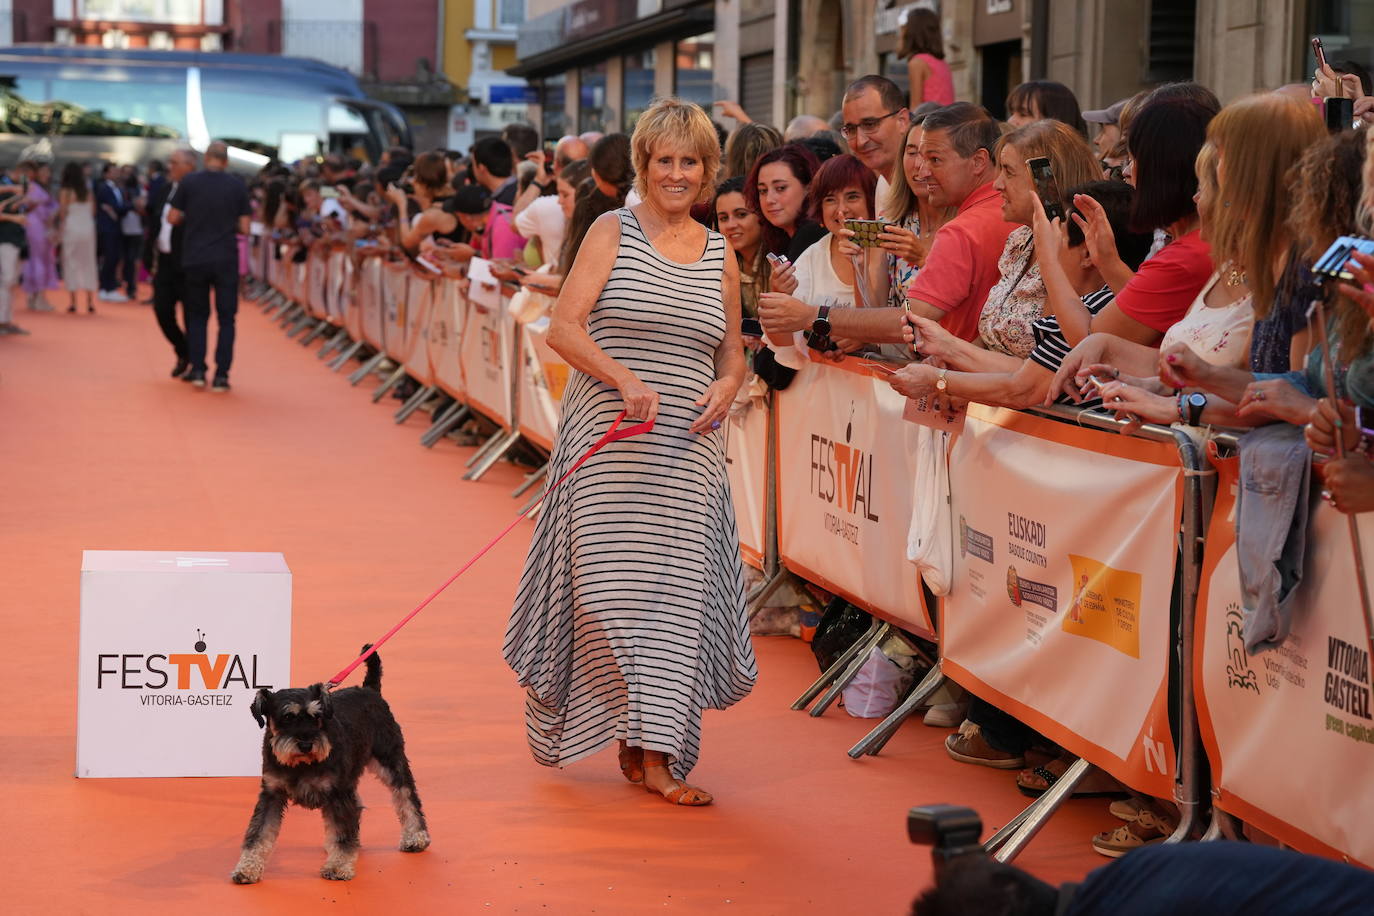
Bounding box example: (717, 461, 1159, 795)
(758, 102, 1014, 346)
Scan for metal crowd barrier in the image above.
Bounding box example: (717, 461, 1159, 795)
(244, 249, 1369, 868)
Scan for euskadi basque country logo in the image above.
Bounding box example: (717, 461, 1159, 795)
(810, 402, 879, 545)
(959, 515, 994, 563)
(96, 630, 272, 707)
(1005, 565, 1057, 613)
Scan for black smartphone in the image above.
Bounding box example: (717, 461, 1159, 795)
(741, 317, 763, 337)
(1312, 36, 1328, 72)
(1026, 157, 1063, 221)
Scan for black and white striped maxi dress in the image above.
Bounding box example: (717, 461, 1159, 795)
(503, 208, 758, 780)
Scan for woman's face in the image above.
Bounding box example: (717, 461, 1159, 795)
(1007, 100, 1039, 129)
(715, 191, 761, 255)
(819, 183, 871, 236)
(1194, 166, 1217, 241)
(644, 143, 704, 214)
(903, 128, 929, 199)
(757, 161, 807, 233)
(556, 176, 578, 220)
(993, 143, 1036, 226)
(1093, 123, 1121, 159)
(302, 187, 321, 211)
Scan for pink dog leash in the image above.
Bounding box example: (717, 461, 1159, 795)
(325, 411, 655, 689)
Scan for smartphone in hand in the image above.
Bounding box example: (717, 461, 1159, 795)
(1026, 157, 1063, 221)
(843, 219, 888, 248)
(1312, 36, 1328, 72)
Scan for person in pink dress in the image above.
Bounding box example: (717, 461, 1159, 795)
(899, 8, 954, 108)
(20, 160, 59, 310)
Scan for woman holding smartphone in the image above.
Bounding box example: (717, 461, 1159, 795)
(745, 143, 826, 282)
(906, 119, 1099, 366)
(757, 154, 876, 360)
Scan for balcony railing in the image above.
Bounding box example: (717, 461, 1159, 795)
(266, 19, 378, 78)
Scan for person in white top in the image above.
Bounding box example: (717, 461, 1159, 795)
(757, 153, 878, 369)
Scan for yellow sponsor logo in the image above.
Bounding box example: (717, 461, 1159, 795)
(1062, 555, 1142, 658)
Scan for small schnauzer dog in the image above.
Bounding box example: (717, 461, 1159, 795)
(230, 646, 430, 883)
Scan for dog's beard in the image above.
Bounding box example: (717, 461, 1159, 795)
(270, 732, 332, 766)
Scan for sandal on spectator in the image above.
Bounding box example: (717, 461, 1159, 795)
(1016, 755, 1126, 798)
(1109, 796, 1147, 822)
(944, 720, 1025, 769)
(1091, 807, 1177, 858)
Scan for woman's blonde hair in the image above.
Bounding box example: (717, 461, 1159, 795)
(1206, 92, 1323, 313)
(631, 97, 722, 203)
(992, 119, 1101, 213)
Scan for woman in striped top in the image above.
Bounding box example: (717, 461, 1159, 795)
(504, 99, 757, 807)
(887, 181, 1151, 407)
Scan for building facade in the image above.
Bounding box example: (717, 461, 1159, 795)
(442, 0, 532, 150)
(507, 0, 1374, 135)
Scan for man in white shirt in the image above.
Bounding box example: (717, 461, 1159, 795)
(513, 135, 589, 267)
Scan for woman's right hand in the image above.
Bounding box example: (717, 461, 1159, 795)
(769, 258, 798, 295)
(905, 313, 959, 364)
(1069, 194, 1120, 273)
(618, 374, 659, 424)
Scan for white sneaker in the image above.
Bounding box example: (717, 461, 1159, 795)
(923, 701, 969, 728)
(100, 290, 129, 302)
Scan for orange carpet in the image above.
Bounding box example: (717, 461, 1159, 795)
(2, 294, 1108, 914)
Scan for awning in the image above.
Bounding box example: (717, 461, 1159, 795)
(507, 3, 713, 79)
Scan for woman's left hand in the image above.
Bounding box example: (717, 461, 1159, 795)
(690, 379, 739, 434)
(1320, 456, 1374, 514)
(887, 362, 940, 400)
(1096, 380, 1176, 434)
(1235, 378, 1316, 425)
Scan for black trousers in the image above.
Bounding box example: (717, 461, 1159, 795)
(121, 233, 143, 296)
(184, 259, 239, 375)
(97, 228, 123, 292)
(152, 256, 187, 361)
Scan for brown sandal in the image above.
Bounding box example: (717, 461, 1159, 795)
(1016, 755, 1125, 799)
(643, 764, 713, 806)
(617, 742, 644, 784)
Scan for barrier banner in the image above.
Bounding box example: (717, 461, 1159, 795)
(775, 356, 932, 636)
(1195, 454, 1374, 866)
(461, 295, 514, 429)
(942, 405, 1182, 797)
(326, 249, 351, 328)
(724, 388, 768, 571)
(306, 253, 327, 318)
(403, 273, 436, 385)
(431, 276, 468, 402)
(382, 262, 409, 363)
(358, 257, 386, 351)
(515, 313, 565, 452)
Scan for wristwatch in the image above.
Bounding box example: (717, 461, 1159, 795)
(935, 367, 948, 392)
(811, 305, 832, 337)
(1184, 391, 1207, 426)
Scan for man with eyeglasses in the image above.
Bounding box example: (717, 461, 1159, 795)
(839, 75, 909, 218)
(759, 102, 1015, 347)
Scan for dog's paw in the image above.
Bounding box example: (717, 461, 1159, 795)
(400, 830, 431, 853)
(320, 863, 356, 881)
(230, 868, 261, 885)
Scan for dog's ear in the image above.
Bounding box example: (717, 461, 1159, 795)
(309, 683, 333, 720)
(250, 689, 272, 728)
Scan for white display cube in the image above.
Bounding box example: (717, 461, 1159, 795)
(77, 551, 292, 778)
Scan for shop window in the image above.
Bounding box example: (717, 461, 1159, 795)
(578, 61, 608, 134)
(541, 74, 568, 142)
(674, 32, 715, 109)
(623, 49, 656, 134)
(1310, 0, 1374, 91)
